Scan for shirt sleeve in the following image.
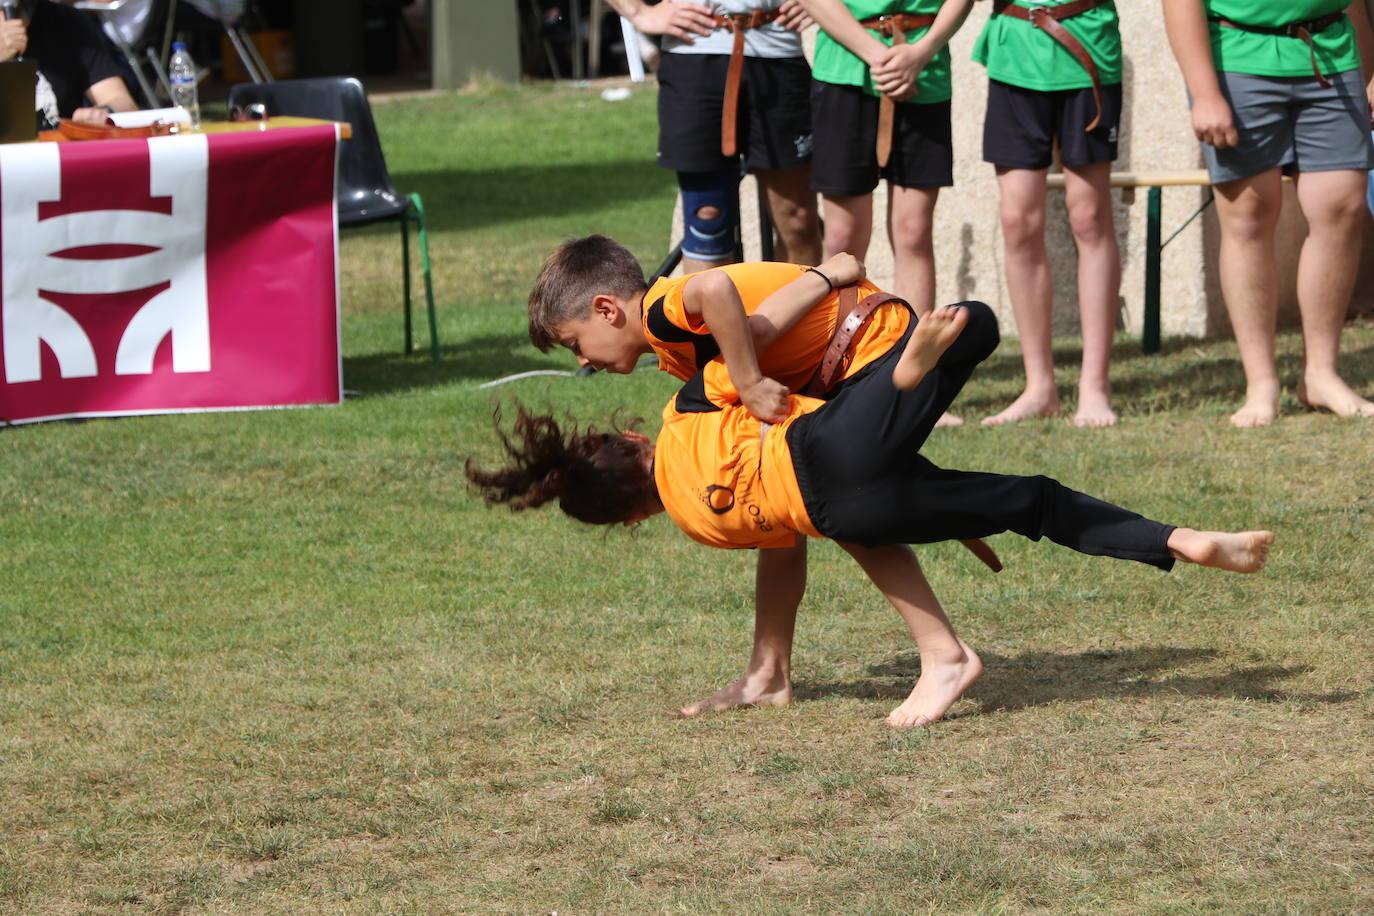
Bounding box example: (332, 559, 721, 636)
(76, 15, 124, 94)
(659, 282, 709, 336)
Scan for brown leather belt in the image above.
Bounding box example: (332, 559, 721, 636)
(800, 286, 1004, 573)
(1209, 12, 1345, 89)
(992, 0, 1110, 133)
(858, 14, 937, 168)
(714, 10, 783, 157)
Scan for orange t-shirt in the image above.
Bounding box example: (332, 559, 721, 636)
(654, 375, 824, 551)
(641, 263, 911, 406)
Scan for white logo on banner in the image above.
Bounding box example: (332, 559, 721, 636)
(0, 136, 211, 384)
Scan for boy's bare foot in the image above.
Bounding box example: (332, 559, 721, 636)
(934, 411, 965, 428)
(1167, 528, 1274, 573)
(886, 642, 983, 729)
(981, 389, 1060, 426)
(892, 306, 969, 391)
(680, 670, 792, 718)
(1073, 387, 1117, 428)
(1297, 373, 1374, 418)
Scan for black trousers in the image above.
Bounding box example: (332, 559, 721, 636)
(787, 301, 1176, 570)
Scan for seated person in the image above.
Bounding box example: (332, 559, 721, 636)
(470, 301, 1275, 728)
(0, 0, 137, 129)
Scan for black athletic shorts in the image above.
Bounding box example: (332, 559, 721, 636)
(810, 80, 954, 195)
(982, 79, 1122, 170)
(657, 53, 813, 173)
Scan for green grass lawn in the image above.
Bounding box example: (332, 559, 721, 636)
(2, 82, 1372, 913)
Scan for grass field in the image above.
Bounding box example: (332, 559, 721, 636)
(2, 82, 1372, 913)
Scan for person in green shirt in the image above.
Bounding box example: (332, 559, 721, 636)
(972, 0, 1125, 430)
(788, 0, 974, 426)
(1164, 0, 1374, 425)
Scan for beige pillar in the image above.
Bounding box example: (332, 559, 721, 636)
(432, 0, 521, 90)
(673, 5, 1374, 339)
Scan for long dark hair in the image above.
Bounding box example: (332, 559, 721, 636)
(466, 405, 656, 526)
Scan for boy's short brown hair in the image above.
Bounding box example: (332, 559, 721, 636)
(527, 235, 648, 352)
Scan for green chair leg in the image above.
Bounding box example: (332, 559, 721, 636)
(408, 192, 439, 362)
(1143, 186, 1162, 356)
(401, 213, 414, 355)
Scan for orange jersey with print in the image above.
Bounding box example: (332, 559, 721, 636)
(641, 262, 911, 406)
(654, 374, 824, 551)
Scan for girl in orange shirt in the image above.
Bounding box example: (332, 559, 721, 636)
(469, 302, 1273, 728)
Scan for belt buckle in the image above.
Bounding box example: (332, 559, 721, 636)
(725, 12, 752, 32)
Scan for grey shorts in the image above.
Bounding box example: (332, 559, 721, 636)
(1198, 69, 1374, 184)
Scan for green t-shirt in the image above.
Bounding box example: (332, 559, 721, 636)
(811, 0, 953, 105)
(1205, 0, 1360, 77)
(972, 0, 1122, 92)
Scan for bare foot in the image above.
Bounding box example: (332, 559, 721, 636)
(680, 671, 792, 718)
(1230, 381, 1280, 428)
(1167, 528, 1274, 573)
(892, 306, 969, 391)
(886, 643, 983, 729)
(1073, 387, 1118, 428)
(934, 411, 964, 428)
(1297, 373, 1374, 418)
(981, 389, 1060, 426)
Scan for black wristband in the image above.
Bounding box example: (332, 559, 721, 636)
(805, 266, 833, 293)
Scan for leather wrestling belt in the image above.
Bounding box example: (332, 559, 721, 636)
(1208, 11, 1346, 89)
(801, 285, 1005, 575)
(714, 9, 783, 157)
(858, 14, 937, 168)
(992, 0, 1111, 132)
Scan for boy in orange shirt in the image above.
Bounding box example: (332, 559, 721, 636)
(528, 235, 935, 717)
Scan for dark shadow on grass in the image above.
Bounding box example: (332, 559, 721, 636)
(343, 331, 575, 393)
(793, 646, 1357, 710)
(391, 161, 678, 234)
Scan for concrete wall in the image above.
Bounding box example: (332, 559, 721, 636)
(675, 4, 1374, 339)
(431, 0, 520, 89)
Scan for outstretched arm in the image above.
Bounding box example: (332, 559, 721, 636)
(1163, 0, 1239, 148)
(748, 252, 867, 350)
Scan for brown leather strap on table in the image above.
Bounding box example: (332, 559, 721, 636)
(992, 0, 1109, 132)
(859, 14, 937, 168)
(1209, 12, 1345, 89)
(716, 10, 783, 157)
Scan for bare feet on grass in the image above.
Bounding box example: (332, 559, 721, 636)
(1230, 380, 1280, 428)
(981, 388, 1060, 426)
(886, 641, 983, 729)
(1297, 372, 1374, 419)
(1073, 386, 1118, 428)
(680, 670, 792, 718)
(1167, 528, 1274, 573)
(934, 411, 965, 428)
(892, 305, 969, 391)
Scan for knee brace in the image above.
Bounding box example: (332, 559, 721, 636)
(678, 170, 740, 263)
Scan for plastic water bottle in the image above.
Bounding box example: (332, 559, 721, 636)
(168, 41, 201, 129)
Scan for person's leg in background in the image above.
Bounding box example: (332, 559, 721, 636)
(1062, 161, 1121, 427)
(984, 166, 1059, 425)
(756, 164, 823, 265)
(1212, 168, 1284, 427)
(1292, 167, 1374, 417)
(678, 168, 742, 275)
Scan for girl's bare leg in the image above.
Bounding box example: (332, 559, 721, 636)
(821, 192, 874, 261)
(680, 540, 804, 717)
(890, 184, 962, 427)
(842, 543, 983, 729)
